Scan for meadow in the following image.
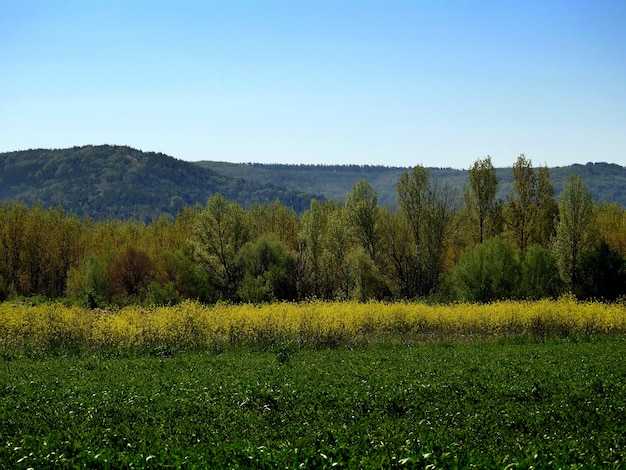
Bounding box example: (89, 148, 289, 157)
(1, 299, 626, 468)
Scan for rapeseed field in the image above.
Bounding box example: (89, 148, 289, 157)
(2, 297, 624, 354)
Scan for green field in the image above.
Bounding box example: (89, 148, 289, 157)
(1, 339, 625, 468)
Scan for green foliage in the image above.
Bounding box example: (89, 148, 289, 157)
(533, 166, 559, 247)
(160, 250, 211, 303)
(465, 155, 500, 243)
(66, 254, 112, 308)
(452, 237, 522, 302)
(144, 281, 181, 306)
(344, 180, 380, 261)
(397, 166, 461, 297)
(507, 154, 539, 254)
(553, 175, 595, 290)
(236, 238, 298, 303)
(1, 341, 625, 467)
(521, 244, 563, 299)
(192, 194, 250, 301)
(0, 202, 82, 299)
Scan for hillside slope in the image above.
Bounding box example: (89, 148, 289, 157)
(197, 161, 626, 208)
(0, 145, 322, 220)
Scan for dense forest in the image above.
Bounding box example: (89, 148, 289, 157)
(0, 145, 322, 220)
(1, 154, 625, 306)
(198, 160, 626, 209)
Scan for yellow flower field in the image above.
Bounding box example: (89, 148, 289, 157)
(1, 297, 625, 353)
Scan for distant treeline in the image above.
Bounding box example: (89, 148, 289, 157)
(1, 155, 625, 306)
(197, 160, 626, 209)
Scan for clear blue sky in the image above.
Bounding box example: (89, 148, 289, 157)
(1, 1, 625, 169)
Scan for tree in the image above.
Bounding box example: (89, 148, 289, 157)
(236, 237, 297, 303)
(192, 194, 250, 300)
(521, 244, 562, 300)
(397, 165, 429, 249)
(322, 209, 352, 299)
(379, 208, 416, 298)
(465, 156, 500, 244)
(298, 199, 341, 299)
(0, 203, 28, 296)
(109, 246, 155, 302)
(452, 237, 522, 302)
(420, 180, 462, 294)
(507, 154, 538, 256)
(533, 166, 559, 248)
(397, 165, 460, 297)
(595, 202, 626, 257)
(553, 175, 594, 292)
(249, 200, 300, 251)
(345, 180, 380, 262)
(66, 254, 112, 308)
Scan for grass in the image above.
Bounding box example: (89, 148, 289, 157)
(1, 338, 625, 468)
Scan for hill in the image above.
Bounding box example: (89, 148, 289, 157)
(1, 146, 624, 222)
(0, 145, 322, 220)
(197, 161, 626, 208)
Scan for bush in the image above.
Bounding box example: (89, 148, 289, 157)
(452, 237, 521, 302)
(522, 244, 562, 299)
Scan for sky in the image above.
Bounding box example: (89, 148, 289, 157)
(1, 1, 625, 169)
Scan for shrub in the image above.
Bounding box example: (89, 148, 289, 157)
(522, 244, 562, 299)
(452, 237, 521, 302)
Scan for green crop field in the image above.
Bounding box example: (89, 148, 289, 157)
(1, 339, 625, 468)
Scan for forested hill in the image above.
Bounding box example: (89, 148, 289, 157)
(0, 145, 322, 220)
(197, 161, 626, 208)
(1, 146, 624, 222)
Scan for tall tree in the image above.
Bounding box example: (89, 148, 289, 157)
(192, 194, 250, 300)
(420, 180, 461, 294)
(345, 180, 380, 262)
(323, 209, 352, 299)
(249, 200, 300, 251)
(397, 165, 430, 248)
(379, 208, 416, 298)
(553, 175, 594, 291)
(299, 199, 341, 299)
(465, 156, 500, 244)
(594, 202, 626, 257)
(0, 203, 28, 296)
(533, 165, 559, 248)
(507, 154, 538, 256)
(452, 237, 522, 302)
(397, 165, 460, 297)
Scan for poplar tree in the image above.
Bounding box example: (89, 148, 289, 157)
(533, 165, 559, 248)
(553, 175, 594, 291)
(465, 156, 499, 244)
(345, 180, 380, 262)
(507, 154, 538, 256)
(397, 165, 459, 297)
